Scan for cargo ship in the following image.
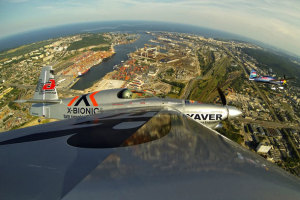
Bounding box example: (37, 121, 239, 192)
(77, 68, 91, 77)
(77, 58, 103, 77)
(62, 50, 115, 78)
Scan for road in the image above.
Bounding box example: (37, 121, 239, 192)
(180, 47, 201, 99)
(222, 46, 300, 159)
(181, 78, 196, 99)
(239, 118, 300, 130)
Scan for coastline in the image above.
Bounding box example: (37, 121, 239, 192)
(83, 71, 126, 93)
(70, 36, 141, 91)
(62, 48, 116, 90)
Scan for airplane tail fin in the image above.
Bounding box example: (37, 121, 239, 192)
(281, 80, 287, 85)
(249, 69, 257, 80)
(15, 66, 60, 118)
(33, 66, 58, 101)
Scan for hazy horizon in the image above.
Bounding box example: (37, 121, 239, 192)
(1, 0, 299, 56)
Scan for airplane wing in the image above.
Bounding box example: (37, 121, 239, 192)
(0, 107, 300, 200)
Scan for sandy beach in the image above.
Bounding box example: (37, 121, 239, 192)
(83, 72, 126, 93)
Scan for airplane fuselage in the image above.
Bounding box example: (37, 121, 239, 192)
(249, 70, 286, 86)
(31, 88, 241, 129)
(252, 77, 286, 85)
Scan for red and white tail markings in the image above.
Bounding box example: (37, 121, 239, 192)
(42, 79, 56, 90)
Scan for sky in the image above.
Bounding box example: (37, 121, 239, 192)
(1, 0, 300, 56)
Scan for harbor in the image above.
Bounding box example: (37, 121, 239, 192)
(71, 33, 153, 90)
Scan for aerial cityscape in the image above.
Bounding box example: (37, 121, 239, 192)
(1, 0, 300, 198)
(0, 29, 299, 177)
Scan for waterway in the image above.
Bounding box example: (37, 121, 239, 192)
(71, 33, 154, 90)
(0, 21, 250, 53)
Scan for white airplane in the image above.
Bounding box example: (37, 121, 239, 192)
(1, 66, 299, 199)
(16, 66, 242, 129)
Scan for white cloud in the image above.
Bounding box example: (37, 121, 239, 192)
(37, 6, 55, 10)
(5, 0, 29, 3)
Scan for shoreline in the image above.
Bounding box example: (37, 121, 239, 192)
(70, 36, 141, 92)
(65, 47, 116, 90)
(82, 71, 126, 93)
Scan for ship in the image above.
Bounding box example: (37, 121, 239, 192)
(77, 68, 90, 77)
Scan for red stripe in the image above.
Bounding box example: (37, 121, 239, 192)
(89, 91, 101, 106)
(68, 96, 79, 106)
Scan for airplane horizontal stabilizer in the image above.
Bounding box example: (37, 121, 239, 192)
(14, 99, 61, 104)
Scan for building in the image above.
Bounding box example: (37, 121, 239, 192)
(256, 142, 272, 154)
(147, 65, 157, 76)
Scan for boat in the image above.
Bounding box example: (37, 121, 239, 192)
(77, 68, 90, 77)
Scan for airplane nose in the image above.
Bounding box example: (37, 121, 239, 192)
(227, 106, 242, 119)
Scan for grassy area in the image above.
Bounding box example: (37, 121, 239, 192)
(167, 93, 180, 98)
(166, 68, 175, 76)
(161, 79, 185, 98)
(91, 46, 111, 51)
(166, 85, 183, 98)
(281, 102, 294, 113)
(0, 40, 55, 60)
(189, 53, 246, 102)
(285, 157, 300, 166)
(197, 50, 215, 75)
(20, 117, 58, 128)
(282, 129, 300, 159)
(161, 79, 185, 88)
(68, 34, 109, 51)
(0, 88, 23, 109)
(282, 157, 300, 177)
(189, 57, 231, 102)
(230, 72, 246, 92)
(218, 120, 244, 144)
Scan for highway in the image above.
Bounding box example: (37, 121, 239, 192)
(239, 118, 300, 130)
(222, 46, 300, 159)
(180, 47, 201, 99)
(181, 78, 196, 99)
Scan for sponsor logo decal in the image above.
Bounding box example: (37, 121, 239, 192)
(66, 107, 100, 115)
(68, 91, 101, 107)
(42, 79, 56, 90)
(186, 113, 222, 121)
(74, 94, 90, 106)
(66, 91, 101, 117)
(35, 79, 56, 94)
(89, 91, 100, 106)
(67, 96, 79, 106)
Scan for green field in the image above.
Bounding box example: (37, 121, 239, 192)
(68, 34, 109, 51)
(0, 40, 55, 61)
(91, 46, 111, 51)
(189, 56, 245, 102)
(218, 120, 244, 144)
(197, 50, 215, 75)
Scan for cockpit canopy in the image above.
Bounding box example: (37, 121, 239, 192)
(117, 89, 155, 99)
